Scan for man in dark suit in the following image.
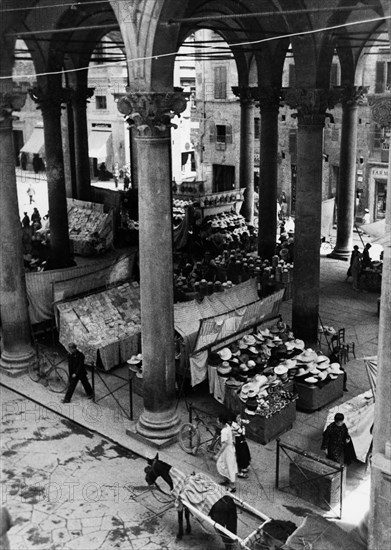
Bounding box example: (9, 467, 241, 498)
(62, 343, 94, 403)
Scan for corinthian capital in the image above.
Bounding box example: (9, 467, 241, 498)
(0, 89, 26, 122)
(29, 86, 70, 116)
(231, 86, 257, 106)
(255, 86, 283, 113)
(367, 94, 391, 129)
(337, 84, 368, 107)
(67, 87, 95, 107)
(283, 87, 340, 125)
(116, 88, 189, 137)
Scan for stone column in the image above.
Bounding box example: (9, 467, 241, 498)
(61, 99, 77, 198)
(0, 88, 35, 374)
(70, 87, 94, 201)
(117, 88, 188, 440)
(330, 86, 368, 259)
(232, 86, 255, 223)
(367, 94, 391, 550)
(30, 85, 74, 268)
(284, 88, 339, 344)
(257, 87, 282, 259)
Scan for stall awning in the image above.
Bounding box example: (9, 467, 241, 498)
(88, 131, 111, 161)
(20, 127, 45, 154)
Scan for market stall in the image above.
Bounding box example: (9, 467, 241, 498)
(173, 279, 285, 387)
(27, 252, 136, 324)
(67, 198, 114, 256)
(56, 281, 141, 371)
(201, 321, 346, 444)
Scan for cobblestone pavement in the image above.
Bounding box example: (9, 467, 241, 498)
(2, 387, 267, 550)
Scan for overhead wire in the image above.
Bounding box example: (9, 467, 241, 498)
(2, 13, 390, 80)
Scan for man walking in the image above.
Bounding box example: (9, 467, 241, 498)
(62, 343, 94, 403)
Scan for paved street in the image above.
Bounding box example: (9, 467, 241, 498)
(6, 169, 380, 548)
(2, 386, 257, 550)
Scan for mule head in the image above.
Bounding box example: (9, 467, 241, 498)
(144, 453, 173, 490)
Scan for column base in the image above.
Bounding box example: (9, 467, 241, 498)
(0, 348, 36, 377)
(327, 249, 350, 261)
(136, 409, 181, 441)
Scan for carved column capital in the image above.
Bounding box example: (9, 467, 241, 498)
(337, 84, 369, 107)
(282, 87, 340, 125)
(367, 93, 391, 129)
(29, 86, 70, 116)
(67, 87, 95, 108)
(255, 86, 283, 113)
(0, 89, 26, 122)
(231, 86, 257, 106)
(116, 88, 189, 137)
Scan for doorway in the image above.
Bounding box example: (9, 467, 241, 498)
(212, 164, 235, 192)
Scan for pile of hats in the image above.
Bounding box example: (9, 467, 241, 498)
(204, 211, 249, 236)
(281, 351, 345, 386)
(200, 193, 239, 208)
(210, 318, 345, 416)
(127, 353, 143, 378)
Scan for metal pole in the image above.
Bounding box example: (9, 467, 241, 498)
(339, 465, 344, 519)
(276, 438, 280, 489)
(91, 364, 95, 401)
(129, 369, 133, 421)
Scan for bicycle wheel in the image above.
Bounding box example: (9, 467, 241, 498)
(28, 358, 41, 382)
(208, 435, 221, 455)
(178, 423, 201, 454)
(47, 367, 68, 393)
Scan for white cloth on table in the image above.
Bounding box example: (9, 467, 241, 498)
(189, 349, 208, 386)
(216, 425, 238, 483)
(207, 364, 226, 403)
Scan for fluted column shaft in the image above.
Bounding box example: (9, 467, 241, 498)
(331, 86, 367, 258)
(117, 89, 188, 440)
(0, 88, 35, 374)
(257, 88, 281, 259)
(284, 88, 339, 344)
(30, 85, 73, 267)
(367, 93, 391, 550)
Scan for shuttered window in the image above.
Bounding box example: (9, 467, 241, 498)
(209, 121, 216, 142)
(375, 61, 385, 92)
(254, 118, 260, 139)
(289, 129, 297, 162)
(214, 66, 227, 99)
(330, 63, 339, 86)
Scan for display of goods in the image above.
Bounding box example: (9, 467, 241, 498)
(57, 282, 141, 349)
(213, 319, 344, 417)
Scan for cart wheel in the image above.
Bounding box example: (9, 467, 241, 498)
(47, 367, 69, 393)
(28, 358, 41, 382)
(178, 423, 200, 454)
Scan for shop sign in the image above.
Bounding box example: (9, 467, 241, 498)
(372, 167, 388, 178)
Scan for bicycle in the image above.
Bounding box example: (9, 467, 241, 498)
(178, 404, 221, 456)
(28, 345, 69, 393)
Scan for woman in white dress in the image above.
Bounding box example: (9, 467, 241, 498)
(214, 415, 238, 492)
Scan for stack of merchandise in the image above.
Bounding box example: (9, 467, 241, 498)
(199, 193, 239, 208)
(58, 282, 141, 351)
(210, 319, 345, 416)
(68, 204, 112, 255)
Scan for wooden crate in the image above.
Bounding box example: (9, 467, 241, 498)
(288, 456, 345, 510)
(224, 386, 296, 444)
(295, 375, 344, 412)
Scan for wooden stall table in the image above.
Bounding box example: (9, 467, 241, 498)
(224, 385, 296, 445)
(295, 375, 344, 412)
